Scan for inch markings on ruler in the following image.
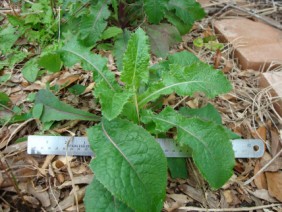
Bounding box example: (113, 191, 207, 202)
(27, 135, 264, 158)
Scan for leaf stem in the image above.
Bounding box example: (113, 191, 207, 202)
(133, 92, 140, 124)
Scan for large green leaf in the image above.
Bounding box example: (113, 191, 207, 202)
(87, 118, 167, 211)
(113, 29, 131, 71)
(144, 107, 235, 189)
(167, 158, 188, 179)
(139, 62, 232, 107)
(34, 89, 100, 122)
(164, 63, 232, 96)
(145, 23, 182, 58)
(37, 52, 62, 72)
(144, 0, 168, 24)
(61, 35, 115, 90)
(121, 28, 150, 90)
(167, 0, 205, 24)
(179, 103, 222, 124)
(94, 81, 132, 121)
(179, 104, 240, 139)
(165, 12, 192, 35)
(84, 178, 132, 212)
(79, 0, 110, 46)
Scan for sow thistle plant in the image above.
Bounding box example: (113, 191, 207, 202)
(34, 28, 235, 211)
(1, 0, 236, 211)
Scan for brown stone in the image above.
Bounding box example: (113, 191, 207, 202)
(214, 17, 282, 70)
(260, 72, 282, 116)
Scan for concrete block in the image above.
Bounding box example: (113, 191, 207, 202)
(214, 17, 282, 70)
(260, 72, 282, 116)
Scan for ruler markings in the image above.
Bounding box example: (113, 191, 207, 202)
(27, 135, 264, 158)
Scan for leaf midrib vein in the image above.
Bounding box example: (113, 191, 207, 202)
(101, 123, 148, 197)
(44, 105, 99, 120)
(65, 49, 114, 90)
(139, 80, 204, 106)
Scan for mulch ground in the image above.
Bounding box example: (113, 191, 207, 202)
(1, 0, 282, 211)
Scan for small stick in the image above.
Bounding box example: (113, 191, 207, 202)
(244, 147, 282, 185)
(179, 203, 282, 211)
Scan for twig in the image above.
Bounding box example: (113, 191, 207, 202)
(244, 147, 282, 185)
(213, 3, 282, 30)
(179, 203, 282, 211)
(4, 118, 35, 148)
(65, 133, 79, 212)
(48, 177, 63, 212)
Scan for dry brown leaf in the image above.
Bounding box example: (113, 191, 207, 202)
(254, 160, 267, 189)
(260, 152, 282, 172)
(250, 189, 278, 203)
(222, 60, 233, 73)
(58, 174, 93, 189)
(270, 129, 282, 156)
(266, 171, 282, 202)
(167, 194, 189, 204)
(251, 125, 267, 141)
(83, 82, 95, 94)
(26, 183, 51, 208)
(23, 83, 43, 91)
(223, 190, 240, 206)
(179, 184, 206, 206)
(52, 74, 80, 88)
(56, 173, 65, 184)
(163, 93, 176, 106)
(56, 186, 86, 210)
(38, 155, 55, 176)
(2, 141, 27, 154)
(23, 195, 40, 207)
(9, 93, 27, 105)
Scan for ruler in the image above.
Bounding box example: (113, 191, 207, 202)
(27, 135, 264, 158)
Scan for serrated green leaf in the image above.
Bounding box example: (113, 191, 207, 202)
(139, 61, 232, 107)
(163, 63, 232, 97)
(113, 30, 131, 71)
(84, 178, 133, 212)
(145, 107, 235, 189)
(121, 28, 150, 90)
(139, 58, 232, 107)
(38, 52, 62, 72)
(101, 26, 122, 40)
(0, 25, 20, 53)
(167, 51, 199, 66)
(179, 103, 222, 124)
(95, 81, 132, 121)
(179, 104, 240, 139)
(35, 89, 100, 122)
(167, 0, 205, 24)
(120, 102, 140, 123)
(144, 0, 168, 24)
(22, 57, 40, 82)
(166, 12, 192, 35)
(145, 23, 181, 58)
(87, 118, 167, 211)
(79, 0, 110, 46)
